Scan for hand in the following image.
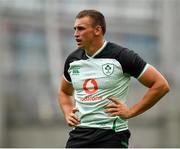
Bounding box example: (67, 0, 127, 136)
(104, 96, 131, 119)
(65, 107, 80, 126)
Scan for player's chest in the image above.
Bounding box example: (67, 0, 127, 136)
(68, 59, 124, 89)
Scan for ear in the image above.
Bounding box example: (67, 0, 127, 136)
(94, 25, 102, 35)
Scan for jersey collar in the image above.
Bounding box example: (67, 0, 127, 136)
(86, 40, 107, 58)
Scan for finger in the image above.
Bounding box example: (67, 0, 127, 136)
(104, 103, 117, 108)
(67, 120, 75, 126)
(109, 112, 120, 117)
(68, 121, 78, 126)
(70, 113, 80, 122)
(69, 118, 79, 125)
(69, 116, 80, 124)
(109, 112, 127, 119)
(104, 108, 118, 113)
(108, 96, 120, 104)
(72, 107, 79, 113)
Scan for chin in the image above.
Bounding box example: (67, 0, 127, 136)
(77, 44, 84, 49)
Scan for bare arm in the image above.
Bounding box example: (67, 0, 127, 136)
(104, 64, 170, 119)
(128, 64, 170, 118)
(57, 76, 80, 126)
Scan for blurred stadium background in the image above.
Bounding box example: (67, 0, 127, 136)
(0, 0, 179, 147)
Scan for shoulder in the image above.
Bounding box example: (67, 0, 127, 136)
(97, 41, 137, 63)
(105, 42, 134, 60)
(105, 42, 147, 78)
(107, 42, 124, 50)
(97, 42, 126, 58)
(106, 42, 125, 55)
(64, 48, 85, 71)
(63, 48, 85, 82)
(66, 48, 85, 62)
(64, 48, 87, 67)
(108, 42, 133, 58)
(105, 42, 140, 62)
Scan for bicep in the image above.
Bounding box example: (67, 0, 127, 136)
(58, 75, 74, 96)
(138, 64, 165, 88)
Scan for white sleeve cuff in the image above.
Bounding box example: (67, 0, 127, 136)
(63, 74, 72, 84)
(137, 63, 149, 79)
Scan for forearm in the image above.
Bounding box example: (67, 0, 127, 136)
(57, 76, 80, 126)
(58, 90, 80, 126)
(58, 90, 74, 117)
(128, 81, 169, 118)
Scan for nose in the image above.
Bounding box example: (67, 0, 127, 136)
(74, 29, 79, 38)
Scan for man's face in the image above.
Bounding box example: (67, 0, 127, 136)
(74, 16, 97, 49)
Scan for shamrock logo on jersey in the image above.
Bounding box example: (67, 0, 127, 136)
(102, 63, 114, 76)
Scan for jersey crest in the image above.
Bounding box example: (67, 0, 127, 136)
(102, 63, 114, 76)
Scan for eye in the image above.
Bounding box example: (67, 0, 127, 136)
(74, 26, 85, 31)
(78, 26, 85, 30)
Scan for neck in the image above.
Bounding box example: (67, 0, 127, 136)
(85, 38, 104, 56)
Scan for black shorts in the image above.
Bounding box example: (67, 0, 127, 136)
(65, 127, 131, 148)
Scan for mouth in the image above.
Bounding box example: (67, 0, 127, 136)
(75, 39, 82, 44)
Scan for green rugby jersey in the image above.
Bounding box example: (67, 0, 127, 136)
(63, 41, 148, 132)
